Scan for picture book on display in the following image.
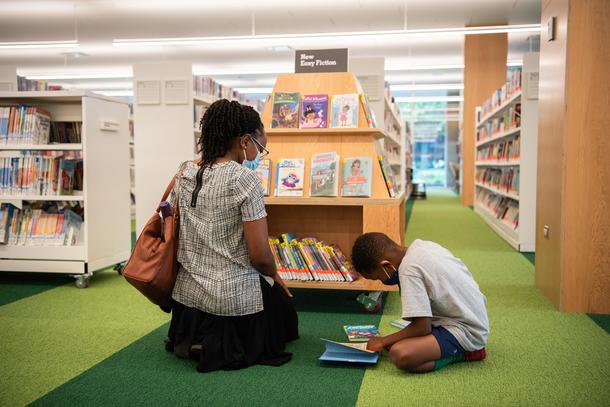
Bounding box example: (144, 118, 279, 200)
(310, 152, 339, 197)
(342, 156, 372, 197)
(271, 92, 300, 128)
(254, 158, 271, 196)
(300, 94, 328, 128)
(343, 325, 379, 342)
(377, 155, 397, 198)
(330, 94, 359, 128)
(275, 158, 305, 197)
(319, 339, 379, 364)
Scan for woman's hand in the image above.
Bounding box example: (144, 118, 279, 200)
(366, 337, 386, 352)
(272, 273, 293, 298)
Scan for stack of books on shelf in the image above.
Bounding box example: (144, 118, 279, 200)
(476, 189, 519, 231)
(475, 167, 519, 196)
(268, 233, 355, 282)
(254, 153, 397, 198)
(50, 122, 82, 144)
(477, 102, 521, 142)
(0, 105, 82, 145)
(192, 75, 240, 101)
(17, 76, 63, 92)
(479, 68, 522, 119)
(0, 152, 83, 196)
(0, 202, 83, 246)
(476, 136, 520, 162)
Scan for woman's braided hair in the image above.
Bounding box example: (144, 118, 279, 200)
(190, 99, 263, 207)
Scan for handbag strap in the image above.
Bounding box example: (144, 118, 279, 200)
(159, 161, 190, 210)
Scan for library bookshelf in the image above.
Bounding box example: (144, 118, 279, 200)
(261, 72, 407, 293)
(472, 54, 539, 252)
(0, 91, 131, 287)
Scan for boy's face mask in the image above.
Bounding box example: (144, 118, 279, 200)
(381, 263, 399, 286)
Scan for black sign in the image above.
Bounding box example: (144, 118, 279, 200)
(294, 49, 349, 73)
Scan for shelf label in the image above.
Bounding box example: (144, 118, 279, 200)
(295, 49, 348, 73)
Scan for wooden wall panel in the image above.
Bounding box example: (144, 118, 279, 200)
(562, 0, 610, 312)
(535, 0, 569, 308)
(462, 33, 508, 206)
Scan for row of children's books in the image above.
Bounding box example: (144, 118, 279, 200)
(477, 102, 521, 141)
(271, 92, 376, 129)
(476, 135, 520, 162)
(476, 189, 519, 230)
(254, 154, 398, 198)
(0, 106, 82, 145)
(192, 75, 240, 101)
(0, 203, 83, 246)
(17, 76, 63, 92)
(476, 167, 520, 195)
(0, 152, 83, 196)
(268, 233, 356, 282)
(0, 106, 51, 144)
(479, 69, 522, 119)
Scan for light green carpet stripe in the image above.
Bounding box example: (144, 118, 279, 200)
(356, 190, 610, 406)
(0, 270, 168, 407)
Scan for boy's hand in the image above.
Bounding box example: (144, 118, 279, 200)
(366, 337, 386, 352)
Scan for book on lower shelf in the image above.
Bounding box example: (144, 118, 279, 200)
(0, 202, 83, 246)
(476, 188, 519, 231)
(377, 155, 397, 197)
(254, 158, 272, 196)
(341, 156, 372, 197)
(319, 339, 379, 364)
(268, 233, 355, 282)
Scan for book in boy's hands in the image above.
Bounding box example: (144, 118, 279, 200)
(343, 325, 379, 342)
(254, 158, 271, 196)
(310, 152, 339, 197)
(342, 156, 372, 197)
(319, 338, 379, 364)
(330, 94, 359, 128)
(390, 319, 411, 329)
(271, 92, 300, 128)
(276, 158, 305, 197)
(300, 94, 328, 128)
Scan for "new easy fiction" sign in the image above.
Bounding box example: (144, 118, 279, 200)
(295, 49, 349, 73)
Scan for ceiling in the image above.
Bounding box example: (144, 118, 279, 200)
(0, 0, 541, 95)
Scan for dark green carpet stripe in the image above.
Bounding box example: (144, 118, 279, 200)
(588, 314, 610, 335)
(0, 272, 70, 307)
(522, 252, 535, 265)
(31, 289, 384, 407)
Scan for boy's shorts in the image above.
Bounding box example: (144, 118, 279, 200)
(431, 326, 465, 371)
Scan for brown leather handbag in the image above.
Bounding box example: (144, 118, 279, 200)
(123, 164, 187, 308)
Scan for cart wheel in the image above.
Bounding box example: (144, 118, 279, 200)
(114, 263, 125, 275)
(362, 298, 383, 314)
(75, 275, 89, 289)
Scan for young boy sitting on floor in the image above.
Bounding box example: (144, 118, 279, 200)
(351, 233, 489, 373)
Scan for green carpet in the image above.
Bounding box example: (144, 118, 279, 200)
(0, 270, 169, 406)
(31, 289, 383, 407)
(356, 191, 610, 406)
(0, 272, 70, 307)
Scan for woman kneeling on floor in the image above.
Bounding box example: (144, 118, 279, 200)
(165, 99, 298, 372)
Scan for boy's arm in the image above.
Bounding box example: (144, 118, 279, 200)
(367, 317, 432, 352)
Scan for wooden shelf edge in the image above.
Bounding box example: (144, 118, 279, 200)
(265, 192, 405, 206)
(284, 278, 399, 292)
(475, 127, 521, 147)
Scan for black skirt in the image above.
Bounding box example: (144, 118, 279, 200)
(166, 276, 299, 372)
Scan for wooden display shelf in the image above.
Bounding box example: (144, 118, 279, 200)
(285, 278, 398, 292)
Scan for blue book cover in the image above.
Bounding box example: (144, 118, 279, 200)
(319, 339, 379, 364)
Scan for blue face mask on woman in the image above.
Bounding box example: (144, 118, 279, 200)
(242, 148, 261, 170)
(382, 264, 400, 286)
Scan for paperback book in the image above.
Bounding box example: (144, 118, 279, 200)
(271, 92, 300, 128)
(341, 156, 372, 197)
(377, 155, 397, 198)
(343, 325, 379, 342)
(319, 339, 379, 364)
(254, 158, 272, 196)
(310, 152, 339, 197)
(330, 94, 359, 128)
(275, 158, 305, 197)
(300, 94, 328, 128)
(390, 319, 411, 329)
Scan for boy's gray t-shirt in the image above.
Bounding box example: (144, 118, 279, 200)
(398, 239, 489, 351)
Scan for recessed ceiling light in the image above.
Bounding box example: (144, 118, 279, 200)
(61, 51, 89, 58)
(0, 40, 79, 50)
(265, 45, 293, 52)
